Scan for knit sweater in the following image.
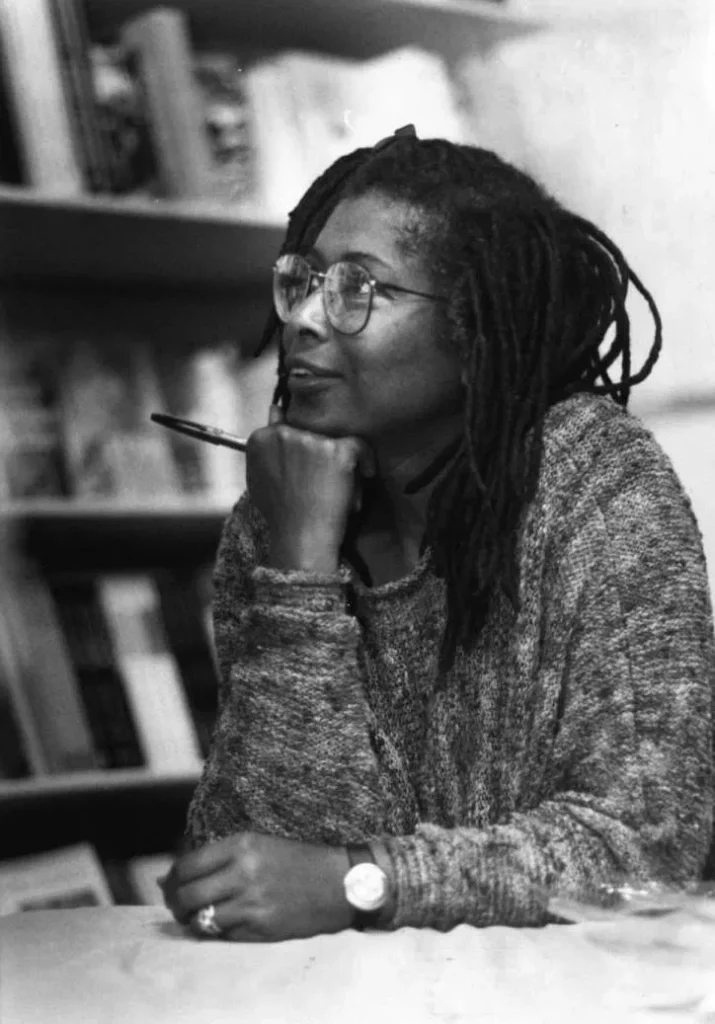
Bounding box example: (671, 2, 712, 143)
(185, 392, 715, 930)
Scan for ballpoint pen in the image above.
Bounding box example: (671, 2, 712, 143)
(150, 413, 247, 452)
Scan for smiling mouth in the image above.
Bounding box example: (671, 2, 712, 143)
(287, 370, 341, 388)
(288, 368, 339, 379)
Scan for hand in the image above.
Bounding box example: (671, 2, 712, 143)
(159, 832, 354, 942)
(246, 406, 376, 572)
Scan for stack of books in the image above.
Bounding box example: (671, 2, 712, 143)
(0, 1, 468, 222)
(0, 554, 219, 781)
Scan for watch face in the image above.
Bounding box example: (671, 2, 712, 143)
(344, 863, 388, 912)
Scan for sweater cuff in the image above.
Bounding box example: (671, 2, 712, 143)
(380, 831, 442, 931)
(251, 563, 354, 613)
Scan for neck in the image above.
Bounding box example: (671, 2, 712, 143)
(366, 419, 463, 557)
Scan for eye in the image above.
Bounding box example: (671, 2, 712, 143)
(336, 262, 371, 297)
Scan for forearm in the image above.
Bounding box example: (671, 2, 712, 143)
(188, 565, 387, 848)
(375, 804, 662, 932)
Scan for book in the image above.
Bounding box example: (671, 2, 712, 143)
(51, 0, 115, 194)
(0, 527, 51, 777)
(120, 6, 213, 199)
(241, 46, 467, 219)
(0, 53, 23, 185)
(0, 674, 31, 780)
(0, 0, 85, 194)
(0, 843, 113, 915)
(57, 337, 183, 501)
(153, 341, 246, 502)
(97, 573, 204, 773)
(48, 576, 146, 771)
(154, 568, 219, 760)
(0, 562, 100, 775)
(193, 50, 255, 207)
(126, 851, 173, 905)
(90, 42, 159, 196)
(0, 327, 69, 501)
(240, 55, 310, 222)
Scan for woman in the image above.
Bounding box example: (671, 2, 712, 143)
(161, 127, 715, 942)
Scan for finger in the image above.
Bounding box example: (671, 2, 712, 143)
(172, 868, 242, 925)
(172, 839, 235, 887)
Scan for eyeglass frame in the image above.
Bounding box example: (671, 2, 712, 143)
(272, 253, 448, 336)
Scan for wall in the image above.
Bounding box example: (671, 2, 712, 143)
(459, 0, 715, 595)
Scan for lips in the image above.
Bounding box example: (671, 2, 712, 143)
(286, 359, 340, 379)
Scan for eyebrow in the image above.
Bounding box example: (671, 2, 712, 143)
(307, 246, 394, 273)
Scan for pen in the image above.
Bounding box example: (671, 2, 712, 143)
(150, 413, 247, 452)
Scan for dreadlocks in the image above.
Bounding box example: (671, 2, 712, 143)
(253, 135, 663, 677)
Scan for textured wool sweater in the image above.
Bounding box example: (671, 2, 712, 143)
(186, 392, 715, 930)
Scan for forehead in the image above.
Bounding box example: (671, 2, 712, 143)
(313, 193, 416, 267)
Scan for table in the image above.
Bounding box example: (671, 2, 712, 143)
(1, 905, 714, 1023)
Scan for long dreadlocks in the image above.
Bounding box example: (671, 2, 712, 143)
(253, 134, 662, 677)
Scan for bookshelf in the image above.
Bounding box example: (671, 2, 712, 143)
(4, 501, 230, 571)
(84, 0, 544, 61)
(0, 185, 285, 288)
(0, 0, 543, 872)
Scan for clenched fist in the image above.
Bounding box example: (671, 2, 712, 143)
(246, 405, 376, 573)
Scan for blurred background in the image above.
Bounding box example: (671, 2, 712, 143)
(0, 0, 712, 910)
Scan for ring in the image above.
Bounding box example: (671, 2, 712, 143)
(191, 903, 223, 938)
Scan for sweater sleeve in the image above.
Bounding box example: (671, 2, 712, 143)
(380, 428, 715, 930)
(185, 495, 387, 848)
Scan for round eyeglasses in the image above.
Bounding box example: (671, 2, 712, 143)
(272, 253, 446, 336)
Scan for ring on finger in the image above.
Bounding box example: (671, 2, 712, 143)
(191, 903, 224, 938)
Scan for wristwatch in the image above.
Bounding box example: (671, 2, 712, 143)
(343, 843, 389, 931)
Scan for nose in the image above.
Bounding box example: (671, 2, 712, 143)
(286, 282, 328, 337)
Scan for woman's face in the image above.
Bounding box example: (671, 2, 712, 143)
(281, 192, 464, 457)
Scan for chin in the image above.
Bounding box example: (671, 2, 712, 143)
(285, 403, 350, 438)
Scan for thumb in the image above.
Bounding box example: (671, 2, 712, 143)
(268, 404, 284, 426)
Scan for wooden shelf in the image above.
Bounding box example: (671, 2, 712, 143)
(86, 0, 543, 60)
(0, 187, 284, 289)
(2, 500, 232, 570)
(0, 768, 200, 803)
(0, 770, 199, 860)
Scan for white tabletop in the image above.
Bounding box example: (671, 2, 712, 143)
(1, 905, 714, 1024)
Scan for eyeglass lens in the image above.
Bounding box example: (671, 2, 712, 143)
(273, 255, 372, 335)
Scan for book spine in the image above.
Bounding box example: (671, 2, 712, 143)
(0, 0, 85, 194)
(6, 569, 100, 775)
(120, 7, 213, 199)
(57, 338, 183, 500)
(0, 610, 47, 777)
(0, 843, 114, 914)
(241, 58, 309, 222)
(126, 851, 173, 905)
(97, 573, 204, 773)
(0, 326, 69, 501)
(51, 0, 114, 193)
(49, 577, 146, 771)
(0, 679, 32, 779)
(154, 569, 219, 760)
(152, 341, 246, 501)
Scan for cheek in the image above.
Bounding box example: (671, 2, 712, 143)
(350, 346, 463, 425)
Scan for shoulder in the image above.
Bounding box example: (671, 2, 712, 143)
(538, 391, 697, 523)
(542, 392, 672, 481)
(532, 393, 708, 591)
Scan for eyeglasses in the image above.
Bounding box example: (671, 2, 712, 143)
(272, 253, 446, 336)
